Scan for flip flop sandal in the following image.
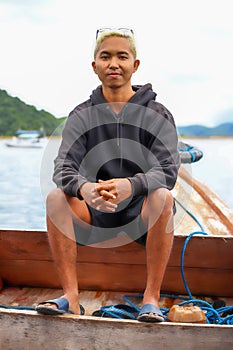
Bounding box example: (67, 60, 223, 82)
(92, 304, 139, 320)
(137, 304, 165, 322)
(36, 297, 85, 316)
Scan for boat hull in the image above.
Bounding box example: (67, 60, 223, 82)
(0, 308, 232, 350)
(0, 229, 233, 297)
(5, 136, 47, 148)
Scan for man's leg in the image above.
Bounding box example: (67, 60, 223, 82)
(141, 188, 174, 312)
(44, 188, 91, 314)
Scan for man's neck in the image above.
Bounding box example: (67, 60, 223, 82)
(102, 86, 135, 114)
(102, 85, 135, 102)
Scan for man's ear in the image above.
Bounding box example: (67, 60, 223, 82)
(92, 61, 97, 74)
(133, 59, 140, 73)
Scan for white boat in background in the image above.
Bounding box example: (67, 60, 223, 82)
(5, 129, 47, 149)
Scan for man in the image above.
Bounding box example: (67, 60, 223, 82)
(36, 28, 180, 322)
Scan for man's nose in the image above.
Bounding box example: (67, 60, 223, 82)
(109, 57, 119, 68)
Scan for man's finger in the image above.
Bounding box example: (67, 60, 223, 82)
(92, 196, 117, 208)
(96, 183, 116, 192)
(98, 179, 114, 184)
(99, 190, 116, 199)
(92, 189, 116, 200)
(96, 203, 118, 212)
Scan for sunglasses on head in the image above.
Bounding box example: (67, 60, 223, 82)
(96, 28, 134, 40)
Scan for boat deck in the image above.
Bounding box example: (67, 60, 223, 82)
(1, 286, 233, 317)
(1, 287, 233, 350)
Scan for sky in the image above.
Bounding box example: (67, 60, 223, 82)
(0, 0, 233, 126)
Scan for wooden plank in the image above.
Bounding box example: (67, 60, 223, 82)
(1, 230, 233, 296)
(1, 260, 232, 296)
(1, 230, 233, 268)
(0, 309, 232, 350)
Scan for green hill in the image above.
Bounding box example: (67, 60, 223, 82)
(0, 89, 66, 136)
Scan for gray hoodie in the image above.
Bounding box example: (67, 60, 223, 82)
(53, 83, 180, 199)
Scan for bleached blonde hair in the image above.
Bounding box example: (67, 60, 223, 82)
(94, 32, 137, 59)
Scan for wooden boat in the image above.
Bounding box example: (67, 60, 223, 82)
(0, 165, 233, 349)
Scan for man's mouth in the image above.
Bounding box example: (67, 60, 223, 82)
(108, 72, 121, 78)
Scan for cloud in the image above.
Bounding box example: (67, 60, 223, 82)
(0, 0, 233, 126)
(214, 107, 233, 125)
(170, 75, 208, 85)
(0, 0, 50, 6)
(0, 0, 54, 23)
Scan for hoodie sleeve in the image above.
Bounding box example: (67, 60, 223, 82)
(128, 103, 180, 196)
(53, 111, 88, 199)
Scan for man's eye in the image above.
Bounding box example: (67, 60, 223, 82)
(101, 56, 109, 60)
(119, 56, 128, 60)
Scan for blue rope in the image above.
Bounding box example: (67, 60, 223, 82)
(178, 145, 203, 163)
(0, 304, 35, 311)
(220, 314, 233, 325)
(179, 221, 233, 324)
(122, 294, 142, 312)
(100, 306, 129, 319)
(100, 304, 138, 320)
(181, 231, 208, 299)
(115, 198, 233, 325)
(178, 146, 194, 152)
(96, 196, 233, 324)
(174, 197, 205, 232)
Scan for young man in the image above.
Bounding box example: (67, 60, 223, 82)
(36, 28, 180, 322)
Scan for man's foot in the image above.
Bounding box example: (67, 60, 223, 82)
(137, 304, 165, 322)
(36, 296, 84, 315)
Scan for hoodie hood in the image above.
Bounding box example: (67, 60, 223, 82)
(90, 83, 157, 107)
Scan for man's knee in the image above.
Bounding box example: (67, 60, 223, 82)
(46, 188, 67, 214)
(146, 188, 174, 217)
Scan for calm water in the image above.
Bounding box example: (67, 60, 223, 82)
(0, 137, 232, 230)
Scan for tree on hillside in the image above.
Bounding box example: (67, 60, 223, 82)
(0, 89, 66, 136)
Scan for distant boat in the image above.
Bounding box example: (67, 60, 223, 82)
(5, 129, 47, 149)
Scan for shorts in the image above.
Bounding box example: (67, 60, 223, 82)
(73, 195, 176, 246)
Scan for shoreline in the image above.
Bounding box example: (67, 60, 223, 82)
(1, 135, 233, 140)
(179, 135, 233, 140)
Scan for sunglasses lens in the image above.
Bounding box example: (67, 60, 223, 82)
(96, 28, 134, 40)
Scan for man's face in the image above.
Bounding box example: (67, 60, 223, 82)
(92, 36, 140, 90)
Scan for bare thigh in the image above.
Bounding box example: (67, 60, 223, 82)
(46, 188, 92, 229)
(65, 194, 92, 228)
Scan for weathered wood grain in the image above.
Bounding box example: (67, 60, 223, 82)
(0, 230, 233, 296)
(0, 309, 232, 350)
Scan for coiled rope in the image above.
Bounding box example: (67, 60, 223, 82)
(99, 198, 233, 325)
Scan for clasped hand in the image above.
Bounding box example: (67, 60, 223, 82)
(80, 178, 132, 212)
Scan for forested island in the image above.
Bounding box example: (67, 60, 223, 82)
(0, 89, 66, 136)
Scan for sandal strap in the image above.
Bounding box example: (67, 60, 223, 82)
(138, 304, 163, 317)
(38, 297, 69, 312)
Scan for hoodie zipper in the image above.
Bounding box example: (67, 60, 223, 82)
(117, 117, 123, 168)
(106, 105, 126, 169)
(117, 118, 120, 147)
(118, 105, 128, 168)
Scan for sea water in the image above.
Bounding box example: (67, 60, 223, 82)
(0, 137, 232, 230)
